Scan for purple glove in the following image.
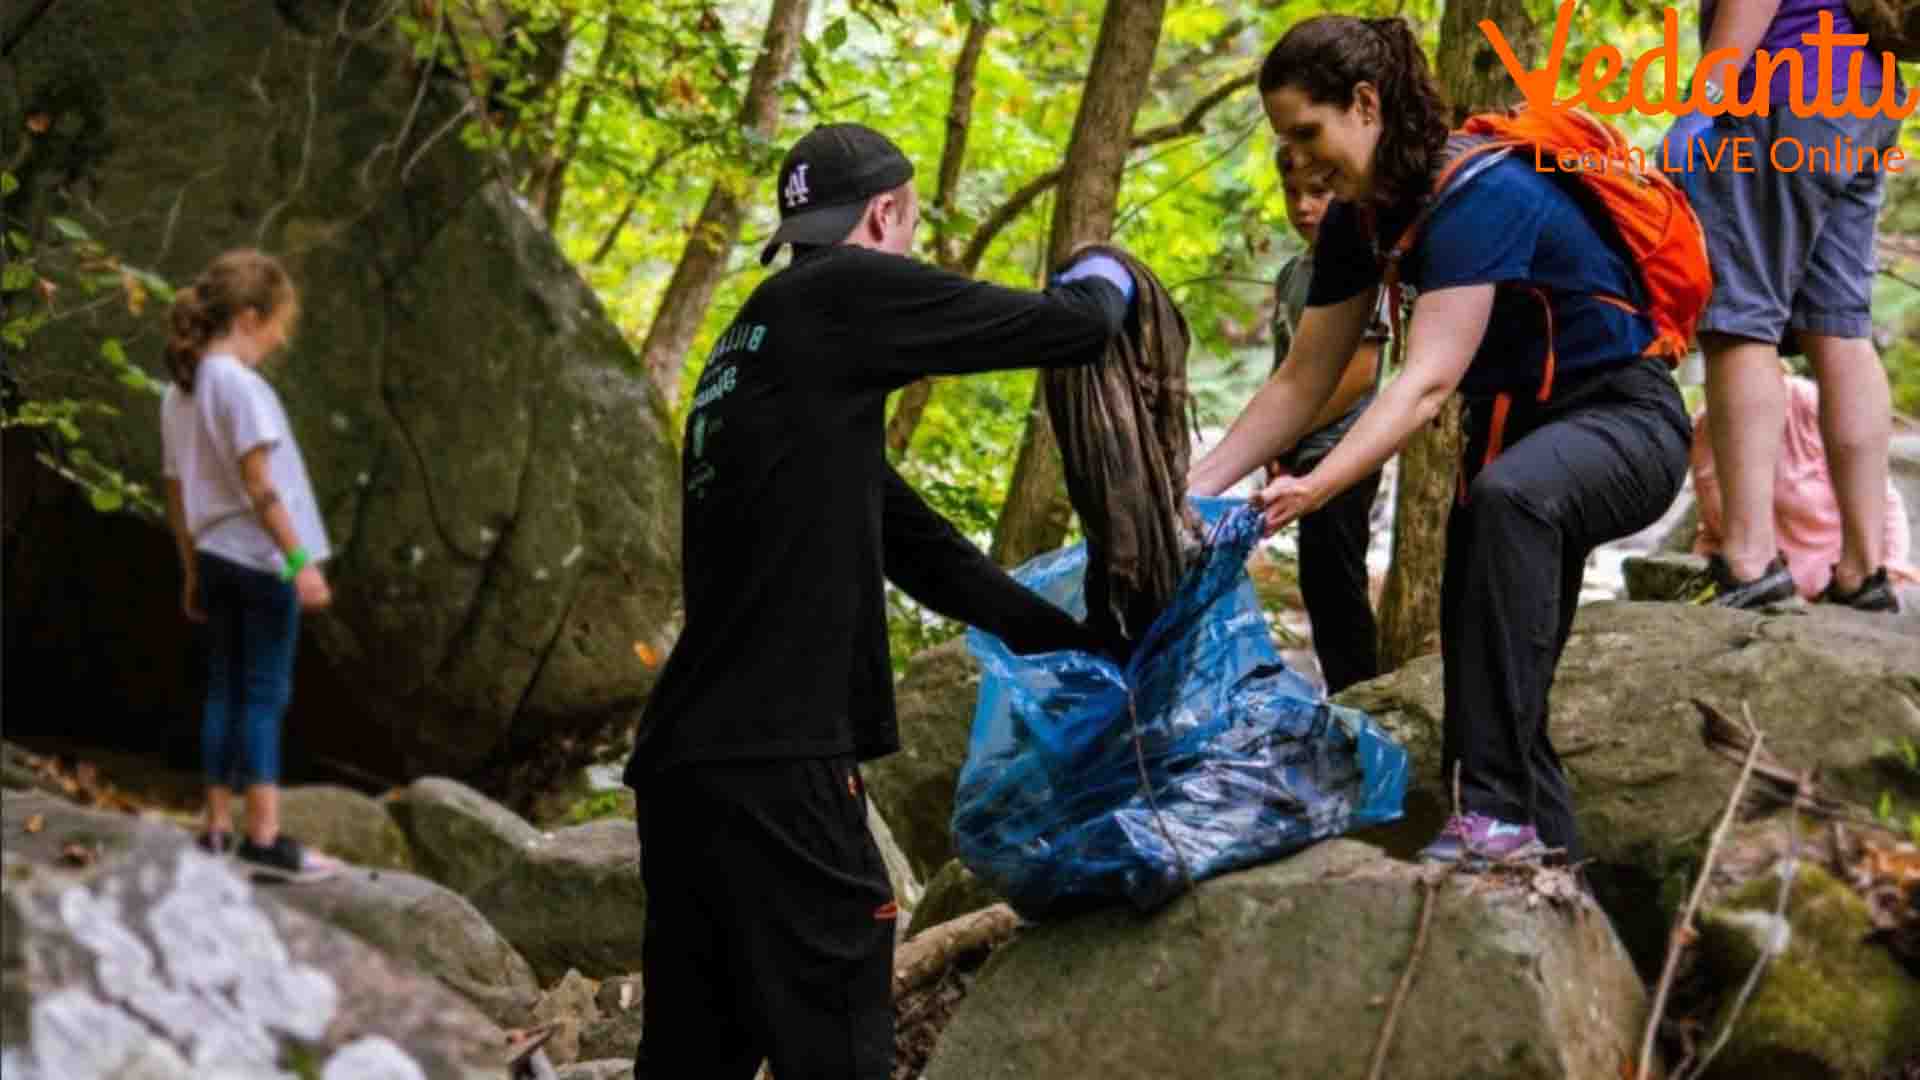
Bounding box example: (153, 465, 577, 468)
(1054, 252, 1135, 305)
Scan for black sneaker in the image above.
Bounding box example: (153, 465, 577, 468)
(236, 835, 343, 883)
(1818, 566, 1900, 613)
(1694, 554, 1796, 610)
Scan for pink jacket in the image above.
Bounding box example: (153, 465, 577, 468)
(1693, 375, 1915, 597)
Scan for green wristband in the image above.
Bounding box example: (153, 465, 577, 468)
(280, 546, 311, 584)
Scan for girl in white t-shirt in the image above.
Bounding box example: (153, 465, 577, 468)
(160, 249, 340, 882)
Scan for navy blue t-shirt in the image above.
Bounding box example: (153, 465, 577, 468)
(1306, 153, 1654, 398)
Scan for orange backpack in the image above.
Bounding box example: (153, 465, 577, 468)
(1369, 105, 1713, 477)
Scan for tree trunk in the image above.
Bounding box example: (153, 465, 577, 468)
(637, 0, 810, 407)
(886, 13, 993, 457)
(989, 0, 1167, 567)
(1375, 0, 1538, 672)
(534, 15, 622, 229)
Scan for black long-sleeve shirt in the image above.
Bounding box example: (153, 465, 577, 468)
(624, 245, 1128, 782)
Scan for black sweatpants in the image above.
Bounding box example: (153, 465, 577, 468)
(635, 756, 896, 1080)
(1441, 359, 1690, 862)
(1297, 467, 1383, 695)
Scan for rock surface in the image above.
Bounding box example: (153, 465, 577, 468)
(467, 819, 644, 982)
(906, 860, 1002, 939)
(924, 840, 1649, 1080)
(1697, 864, 1920, 1078)
(1, 793, 508, 1079)
(1335, 601, 1920, 972)
(1620, 553, 1710, 603)
(269, 866, 541, 1029)
(862, 639, 980, 879)
(242, 784, 414, 872)
(2, 0, 681, 803)
(388, 777, 546, 898)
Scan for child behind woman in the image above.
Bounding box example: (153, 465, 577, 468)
(160, 248, 341, 882)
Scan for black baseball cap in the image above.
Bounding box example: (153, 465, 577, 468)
(760, 123, 915, 266)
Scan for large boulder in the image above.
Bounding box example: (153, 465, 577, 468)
(2, 0, 681, 803)
(1335, 601, 1920, 972)
(924, 840, 1649, 1080)
(268, 867, 542, 1029)
(387, 778, 544, 899)
(467, 819, 645, 983)
(1, 793, 512, 1078)
(863, 639, 980, 879)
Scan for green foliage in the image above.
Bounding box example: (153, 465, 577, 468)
(559, 787, 637, 824)
(1873, 736, 1920, 845)
(1, 176, 168, 519)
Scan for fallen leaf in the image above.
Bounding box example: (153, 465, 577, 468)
(25, 113, 51, 134)
(633, 641, 659, 668)
(23, 814, 44, 834)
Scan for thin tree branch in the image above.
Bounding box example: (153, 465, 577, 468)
(588, 144, 690, 264)
(538, 14, 623, 227)
(1680, 797, 1802, 1080)
(890, 13, 995, 456)
(1, 0, 59, 58)
(958, 69, 1258, 274)
(1113, 113, 1260, 234)
(1367, 870, 1450, 1080)
(1638, 701, 1766, 1080)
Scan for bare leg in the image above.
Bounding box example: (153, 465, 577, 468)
(244, 784, 280, 846)
(1801, 333, 1891, 593)
(1702, 334, 1788, 580)
(206, 785, 234, 834)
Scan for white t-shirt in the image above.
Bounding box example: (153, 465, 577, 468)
(160, 353, 332, 575)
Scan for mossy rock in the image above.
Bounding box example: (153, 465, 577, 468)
(906, 860, 1003, 938)
(1696, 865, 1920, 1078)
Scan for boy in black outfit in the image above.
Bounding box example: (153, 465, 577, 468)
(623, 122, 1134, 1079)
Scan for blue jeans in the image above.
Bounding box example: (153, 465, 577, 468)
(197, 552, 300, 787)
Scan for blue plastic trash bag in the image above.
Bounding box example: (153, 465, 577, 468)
(952, 497, 1409, 919)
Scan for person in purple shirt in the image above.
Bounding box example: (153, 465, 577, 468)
(1684, 0, 1905, 611)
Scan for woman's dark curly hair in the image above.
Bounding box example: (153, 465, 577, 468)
(1258, 16, 1451, 205)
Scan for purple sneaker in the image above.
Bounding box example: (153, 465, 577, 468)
(1418, 813, 1546, 866)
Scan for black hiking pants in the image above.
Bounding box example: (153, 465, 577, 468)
(1441, 359, 1690, 861)
(1297, 466, 1383, 695)
(634, 755, 896, 1080)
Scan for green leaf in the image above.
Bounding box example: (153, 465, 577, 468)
(823, 17, 848, 50)
(1, 264, 32, 292)
(0, 171, 16, 196)
(50, 216, 90, 242)
(100, 338, 128, 367)
(7, 229, 29, 254)
(1880, 791, 1895, 820)
(88, 487, 124, 513)
(128, 266, 174, 302)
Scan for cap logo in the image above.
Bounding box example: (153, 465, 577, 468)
(783, 163, 811, 209)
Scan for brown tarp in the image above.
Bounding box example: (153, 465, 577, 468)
(1044, 246, 1202, 653)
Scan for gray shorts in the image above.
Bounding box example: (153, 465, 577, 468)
(1693, 98, 1904, 343)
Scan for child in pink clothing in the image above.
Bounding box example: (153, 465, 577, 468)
(1693, 373, 1915, 599)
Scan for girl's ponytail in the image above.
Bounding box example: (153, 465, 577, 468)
(160, 250, 298, 393)
(164, 285, 215, 392)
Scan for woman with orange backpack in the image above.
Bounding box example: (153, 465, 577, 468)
(1188, 15, 1700, 867)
